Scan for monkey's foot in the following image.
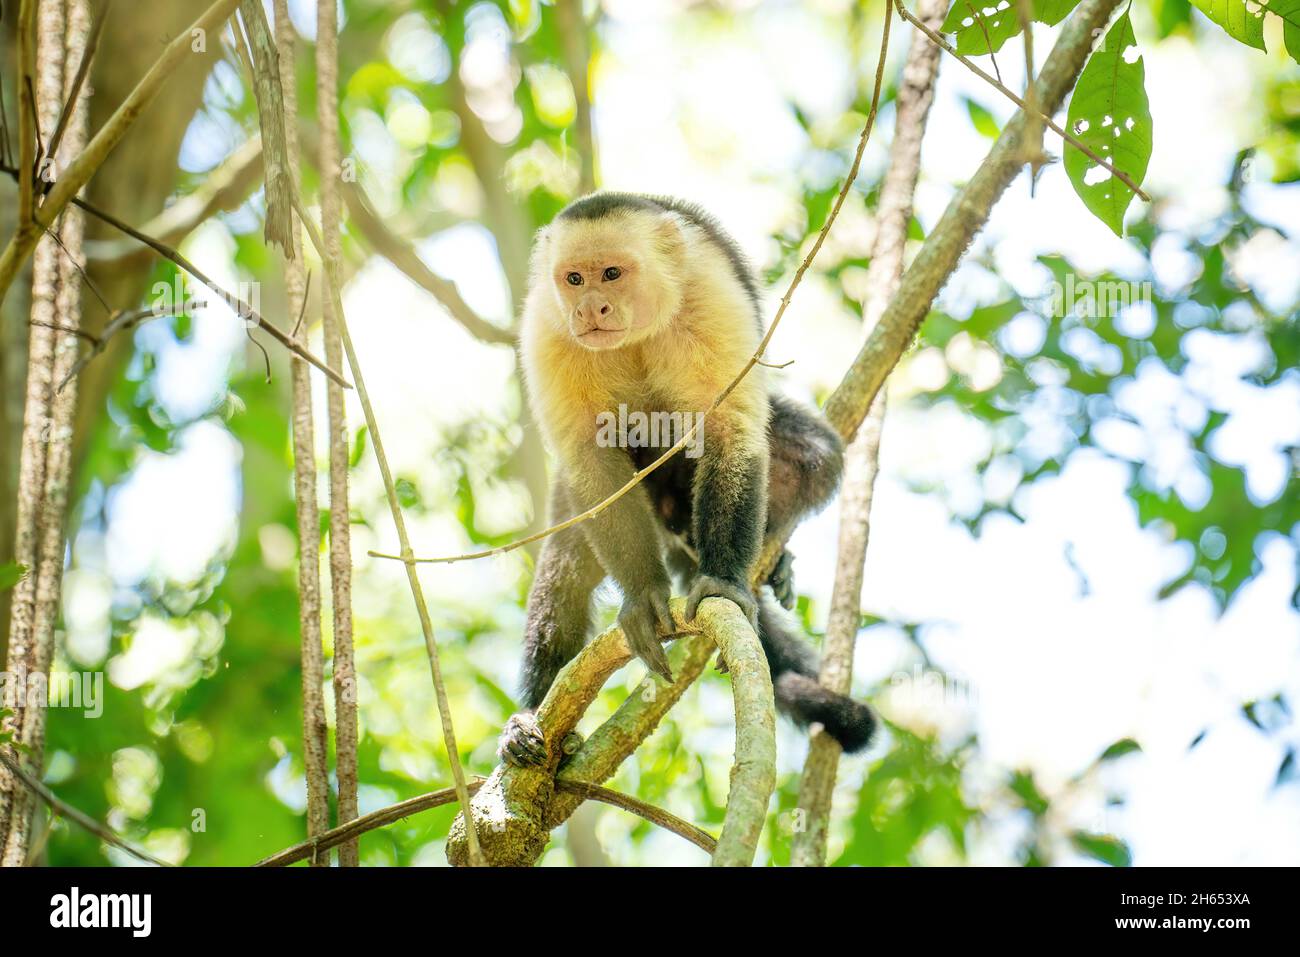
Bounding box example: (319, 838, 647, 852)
(686, 574, 758, 628)
(497, 711, 548, 767)
(560, 730, 584, 757)
(769, 549, 796, 610)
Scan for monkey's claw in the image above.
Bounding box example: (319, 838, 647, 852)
(768, 549, 796, 610)
(686, 574, 758, 628)
(618, 587, 675, 683)
(497, 711, 548, 768)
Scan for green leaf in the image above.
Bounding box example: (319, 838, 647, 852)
(0, 563, 26, 592)
(942, 0, 1021, 56)
(1099, 737, 1142, 761)
(1064, 12, 1152, 236)
(1263, 0, 1300, 64)
(349, 425, 369, 468)
(1190, 0, 1266, 50)
(941, 0, 1083, 55)
(964, 97, 1001, 138)
(1071, 831, 1133, 866)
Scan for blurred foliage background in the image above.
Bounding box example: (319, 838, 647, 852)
(0, 0, 1296, 866)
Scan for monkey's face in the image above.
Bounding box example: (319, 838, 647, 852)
(543, 216, 681, 351)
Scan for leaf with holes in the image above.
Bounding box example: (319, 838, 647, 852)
(1064, 12, 1152, 236)
(1190, 0, 1266, 50)
(942, 0, 1020, 55)
(940, 0, 1083, 56)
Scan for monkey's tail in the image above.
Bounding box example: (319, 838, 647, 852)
(755, 593, 877, 753)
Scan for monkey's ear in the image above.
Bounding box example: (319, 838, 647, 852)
(528, 224, 555, 278)
(652, 212, 690, 261)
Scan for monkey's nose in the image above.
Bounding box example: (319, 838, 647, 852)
(576, 296, 615, 329)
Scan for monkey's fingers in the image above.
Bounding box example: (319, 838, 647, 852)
(498, 712, 548, 767)
(769, 550, 796, 611)
(619, 596, 675, 682)
(686, 574, 758, 628)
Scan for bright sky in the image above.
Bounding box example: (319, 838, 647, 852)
(66, 0, 1300, 865)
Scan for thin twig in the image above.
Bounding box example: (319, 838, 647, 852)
(6, 163, 353, 388)
(0, 0, 243, 307)
(57, 305, 191, 391)
(41, 220, 111, 316)
(966, 3, 1004, 85)
(29, 319, 99, 342)
(340, 181, 518, 347)
(1016, 0, 1047, 193)
(295, 197, 486, 867)
(552, 781, 717, 855)
(84, 136, 264, 266)
(372, 7, 893, 568)
(291, 269, 312, 338)
(896, 0, 1149, 201)
(254, 776, 713, 865)
(16, 0, 37, 226)
(0, 53, 12, 167)
(0, 744, 170, 867)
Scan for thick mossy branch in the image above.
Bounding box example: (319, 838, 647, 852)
(446, 598, 773, 866)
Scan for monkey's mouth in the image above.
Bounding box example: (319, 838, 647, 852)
(575, 325, 628, 349)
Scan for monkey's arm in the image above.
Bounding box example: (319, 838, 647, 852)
(569, 445, 676, 681)
(685, 416, 768, 625)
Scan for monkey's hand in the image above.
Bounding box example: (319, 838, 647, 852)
(498, 711, 547, 767)
(498, 712, 585, 768)
(618, 586, 675, 683)
(686, 574, 758, 629)
(768, 549, 796, 610)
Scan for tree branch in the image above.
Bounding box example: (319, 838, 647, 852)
(0, 0, 243, 306)
(894, 0, 1147, 201)
(340, 180, 517, 346)
(792, 0, 945, 868)
(554, 0, 596, 194)
(0, 174, 352, 388)
(824, 0, 1124, 440)
(273, 0, 330, 865)
(445, 597, 772, 866)
(236, 0, 294, 255)
(255, 774, 714, 865)
(553, 781, 717, 856)
(0, 0, 89, 863)
(314, 0, 360, 867)
(82, 136, 264, 267)
(295, 200, 486, 867)
(0, 749, 170, 867)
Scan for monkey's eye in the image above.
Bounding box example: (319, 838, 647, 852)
(603, 266, 622, 282)
(565, 272, 584, 286)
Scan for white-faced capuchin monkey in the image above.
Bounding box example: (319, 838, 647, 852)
(499, 192, 877, 767)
